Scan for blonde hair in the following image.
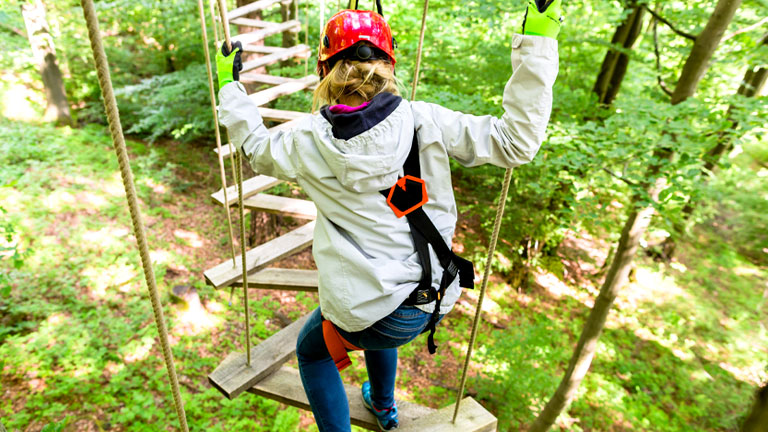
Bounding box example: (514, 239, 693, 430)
(312, 59, 400, 111)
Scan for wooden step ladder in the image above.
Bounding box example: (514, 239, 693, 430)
(204, 1, 498, 429)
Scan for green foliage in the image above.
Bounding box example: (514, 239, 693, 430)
(101, 64, 211, 142)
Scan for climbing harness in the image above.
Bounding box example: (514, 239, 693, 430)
(321, 131, 476, 371)
(381, 133, 474, 354)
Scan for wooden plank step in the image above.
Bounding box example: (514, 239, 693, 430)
(208, 312, 311, 400)
(214, 117, 306, 160)
(398, 398, 497, 431)
(230, 17, 277, 28)
(210, 175, 281, 207)
(249, 75, 319, 106)
(240, 72, 301, 86)
(240, 193, 316, 219)
(231, 268, 318, 290)
(257, 107, 307, 123)
(241, 44, 311, 72)
(248, 366, 438, 431)
(241, 45, 287, 54)
(233, 20, 301, 46)
(204, 221, 315, 288)
(228, 0, 289, 20)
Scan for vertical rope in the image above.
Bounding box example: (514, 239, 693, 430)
(216, 0, 252, 366)
(198, 0, 237, 265)
(304, 0, 310, 76)
(452, 168, 514, 423)
(410, 0, 429, 100)
(79, 1, 189, 430)
(209, 0, 239, 184)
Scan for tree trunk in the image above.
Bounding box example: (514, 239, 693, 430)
(20, 0, 72, 126)
(530, 1, 743, 430)
(661, 34, 767, 259)
(742, 384, 768, 432)
(236, 0, 266, 77)
(280, 0, 299, 67)
(671, 0, 743, 105)
(593, 1, 646, 105)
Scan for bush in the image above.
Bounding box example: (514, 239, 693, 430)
(113, 64, 213, 143)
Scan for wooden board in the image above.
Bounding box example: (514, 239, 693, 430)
(230, 17, 277, 28)
(233, 20, 301, 45)
(214, 118, 306, 159)
(241, 44, 311, 72)
(398, 397, 497, 432)
(204, 221, 315, 288)
(248, 366, 437, 431)
(240, 193, 316, 219)
(249, 75, 319, 106)
(240, 72, 301, 86)
(241, 45, 287, 54)
(210, 175, 281, 207)
(208, 313, 311, 400)
(231, 268, 318, 290)
(257, 107, 307, 123)
(228, 0, 289, 20)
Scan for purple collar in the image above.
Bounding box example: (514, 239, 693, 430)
(320, 92, 402, 140)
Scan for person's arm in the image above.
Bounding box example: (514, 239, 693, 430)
(414, 0, 560, 169)
(215, 42, 299, 181)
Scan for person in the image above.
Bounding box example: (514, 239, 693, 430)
(215, 1, 561, 430)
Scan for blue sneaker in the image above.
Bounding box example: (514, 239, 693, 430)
(361, 381, 399, 431)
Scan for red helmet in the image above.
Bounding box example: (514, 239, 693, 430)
(317, 9, 397, 77)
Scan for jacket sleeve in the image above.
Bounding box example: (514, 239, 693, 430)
(415, 34, 558, 168)
(217, 82, 299, 181)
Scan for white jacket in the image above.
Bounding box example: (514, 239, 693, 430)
(219, 34, 558, 332)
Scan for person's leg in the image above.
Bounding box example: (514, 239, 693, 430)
(296, 307, 350, 432)
(363, 349, 397, 409)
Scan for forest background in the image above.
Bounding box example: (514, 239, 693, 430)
(1, 0, 767, 431)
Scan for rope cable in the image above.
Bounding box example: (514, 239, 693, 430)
(410, 0, 429, 100)
(451, 168, 514, 423)
(198, 0, 237, 265)
(79, 0, 189, 430)
(216, 0, 252, 366)
(209, 0, 239, 187)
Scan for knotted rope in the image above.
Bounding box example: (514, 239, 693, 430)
(79, 0, 189, 430)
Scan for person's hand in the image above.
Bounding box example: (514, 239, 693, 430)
(215, 41, 243, 89)
(522, 0, 563, 39)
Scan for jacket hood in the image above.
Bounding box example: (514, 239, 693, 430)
(315, 92, 414, 193)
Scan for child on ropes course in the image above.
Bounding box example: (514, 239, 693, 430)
(215, 1, 561, 430)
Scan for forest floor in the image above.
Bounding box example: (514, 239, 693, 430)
(1, 118, 766, 431)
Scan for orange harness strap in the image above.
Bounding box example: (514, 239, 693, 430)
(321, 318, 363, 371)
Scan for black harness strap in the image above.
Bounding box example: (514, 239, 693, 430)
(380, 132, 474, 354)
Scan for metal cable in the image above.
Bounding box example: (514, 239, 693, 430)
(198, 0, 237, 264)
(79, 0, 189, 429)
(216, 0, 252, 366)
(452, 168, 513, 423)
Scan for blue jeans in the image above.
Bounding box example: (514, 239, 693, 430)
(296, 304, 441, 432)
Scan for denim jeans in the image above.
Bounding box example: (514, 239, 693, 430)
(296, 304, 442, 432)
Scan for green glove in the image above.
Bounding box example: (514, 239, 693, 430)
(522, 0, 563, 39)
(215, 41, 243, 89)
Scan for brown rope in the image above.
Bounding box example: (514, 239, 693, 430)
(410, 0, 429, 100)
(216, 0, 252, 366)
(79, 0, 189, 430)
(452, 168, 513, 423)
(198, 0, 237, 264)
(209, 0, 239, 186)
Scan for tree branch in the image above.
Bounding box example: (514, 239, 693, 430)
(643, 5, 697, 41)
(723, 17, 768, 42)
(602, 167, 638, 187)
(653, 22, 674, 97)
(0, 22, 26, 38)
